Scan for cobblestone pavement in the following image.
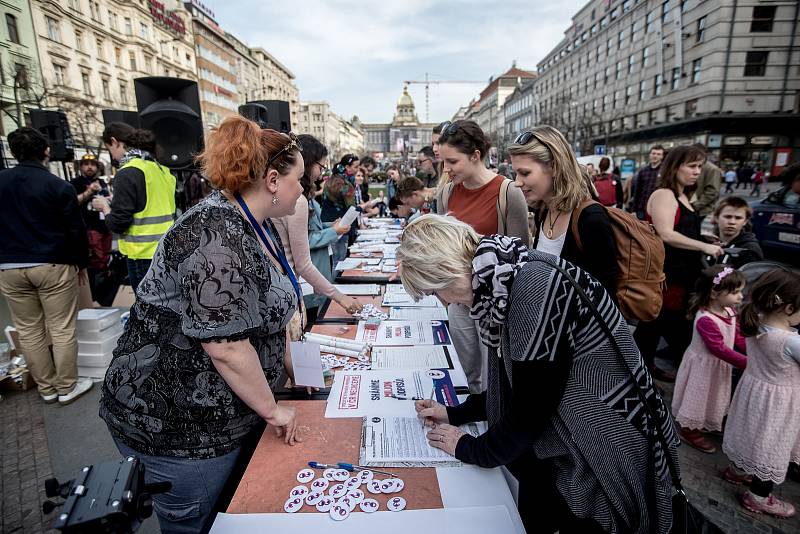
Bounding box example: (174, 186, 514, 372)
(1, 365, 799, 533)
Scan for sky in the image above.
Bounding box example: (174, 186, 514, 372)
(210, 0, 589, 124)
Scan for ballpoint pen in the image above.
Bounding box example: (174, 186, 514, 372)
(307, 461, 398, 478)
(422, 387, 435, 430)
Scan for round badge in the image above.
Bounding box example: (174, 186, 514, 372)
(387, 496, 407, 512)
(380, 480, 395, 494)
(315, 496, 334, 512)
(367, 480, 382, 494)
(358, 470, 373, 484)
(359, 498, 379, 513)
(346, 488, 364, 503)
(329, 503, 350, 521)
(333, 469, 350, 482)
(296, 468, 315, 483)
(289, 485, 309, 499)
(329, 483, 347, 499)
(346, 476, 361, 489)
(310, 478, 329, 492)
(323, 468, 338, 481)
(339, 495, 356, 512)
(305, 491, 323, 506)
(283, 497, 303, 513)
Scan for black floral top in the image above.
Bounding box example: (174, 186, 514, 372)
(99, 191, 297, 458)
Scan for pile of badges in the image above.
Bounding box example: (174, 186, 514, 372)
(320, 353, 371, 372)
(352, 304, 389, 321)
(285, 468, 407, 520)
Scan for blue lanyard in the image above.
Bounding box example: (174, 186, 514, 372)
(234, 192, 303, 313)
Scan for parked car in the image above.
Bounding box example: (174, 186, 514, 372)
(750, 184, 800, 266)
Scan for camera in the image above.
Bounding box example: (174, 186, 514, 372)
(44, 456, 170, 534)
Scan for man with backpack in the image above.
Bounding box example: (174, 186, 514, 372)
(594, 157, 623, 208)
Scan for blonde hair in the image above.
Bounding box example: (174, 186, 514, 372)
(397, 214, 480, 300)
(507, 125, 595, 212)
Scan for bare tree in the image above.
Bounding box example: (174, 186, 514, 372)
(1, 60, 51, 133)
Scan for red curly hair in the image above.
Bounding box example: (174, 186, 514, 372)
(198, 116, 300, 193)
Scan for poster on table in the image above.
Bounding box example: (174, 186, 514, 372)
(325, 368, 458, 418)
(355, 320, 451, 346)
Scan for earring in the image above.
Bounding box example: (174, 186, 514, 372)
(272, 197, 279, 205)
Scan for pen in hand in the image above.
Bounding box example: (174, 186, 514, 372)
(421, 387, 435, 431)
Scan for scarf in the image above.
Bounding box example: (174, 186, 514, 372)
(470, 235, 529, 348)
(118, 148, 157, 167)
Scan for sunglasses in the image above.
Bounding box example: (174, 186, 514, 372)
(437, 120, 452, 134)
(268, 132, 301, 167)
(513, 131, 539, 145)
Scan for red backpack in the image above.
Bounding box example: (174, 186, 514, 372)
(593, 173, 617, 207)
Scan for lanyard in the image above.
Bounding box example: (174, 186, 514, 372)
(234, 192, 303, 317)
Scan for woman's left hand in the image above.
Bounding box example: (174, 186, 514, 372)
(339, 296, 363, 314)
(426, 423, 466, 457)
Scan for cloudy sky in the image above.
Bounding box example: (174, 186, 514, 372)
(210, 0, 588, 124)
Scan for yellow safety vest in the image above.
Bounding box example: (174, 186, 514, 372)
(118, 158, 176, 260)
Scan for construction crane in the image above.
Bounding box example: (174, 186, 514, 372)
(403, 73, 485, 121)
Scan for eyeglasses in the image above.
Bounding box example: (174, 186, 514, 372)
(417, 157, 432, 165)
(513, 131, 538, 145)
(314, 161, 329, 174)
(268, 132, 301, 167)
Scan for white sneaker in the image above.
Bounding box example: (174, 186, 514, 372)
(58, 378, 94, 406)
(40, 392, 58, 404)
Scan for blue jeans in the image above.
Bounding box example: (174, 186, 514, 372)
(332, 236, 348, 269)
(114, 439, 241, 534)
(126, 258, 151, 292)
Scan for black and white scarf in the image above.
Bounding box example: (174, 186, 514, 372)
(470, 235, 529, 348)
(119, 148, 157, 167)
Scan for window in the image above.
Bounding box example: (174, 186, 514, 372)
(616, 60, 623, 80)
(129, 50, 137, 70)
(623, 0, 633, 12)
(45, 16, 60, 42)
(595, 71, 601, 89)
(618, 29, 626, 47)
(629, 54, 636, 74)
(654, 73, 663, 95)
(744, 51, 768, 76)
(626, 85, 634, 104)
(607, 37, 614, 53)
(53, 63, 66, 85)
(596, 44, 602, 61)
(691, 59, 702, 83)
(6, 14, 19, 44)
(89, 0, 99, 20)
(124, 17, 132, 36)
(120, 81, 128, 105)
(696, 16, 706, 42)
(114, 46, 121, 63)
(81, 71, 90, 94)
(144, 54, 153, 73)
(591, 23, 598, 35)
(67, 0, 81, 10)
(639, 79, 648, 100)
(646, 11, 657, 33)
(102, 77, 110, 100)
(96, 38, 104, 59)
(632, 18, 642, 42)
(642, 46, 651, 68)
(751, 6, 776, 32)
(601, 15, 609, 29)
(662, 1, 671, 25)
(611, 6, 621, 19)
(685, 98, 698, 115)
(671, 67, 680, 89)
(613, 90, 621, 109)
(604, 65, 611, 82)
(74, 30, 83, 51)
(110, 12, 118, 30)
(173, 46, 179, 60)
(603, 94, 609, 111)
(139, 22, 148, 40)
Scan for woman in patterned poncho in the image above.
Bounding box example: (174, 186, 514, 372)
(400, 214, 680, 534)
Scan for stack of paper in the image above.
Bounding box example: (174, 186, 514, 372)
(333, 284, 381, 296)
(76, 309, 123, 378)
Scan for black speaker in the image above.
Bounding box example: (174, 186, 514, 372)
(246, 100, 291, 132)
(102, 109, 140, 129)
(134, 77, 203, 169)
(238, 103, 269, 129)
(30, 110, 75, 162)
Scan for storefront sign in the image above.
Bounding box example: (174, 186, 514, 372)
(149, 0, 186, 36)
(750, 136, 774, 145)
(708, 135, 722, 148)
(723, 136, 746, 146)
(621, 159, 636, 181)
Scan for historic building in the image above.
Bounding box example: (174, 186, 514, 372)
(362, 86, 438, 161)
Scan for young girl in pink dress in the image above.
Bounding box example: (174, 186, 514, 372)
(722, 268, 800, 518)
(672, 265, 747, 453)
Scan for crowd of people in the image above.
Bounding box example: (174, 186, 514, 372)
(0, 116, 799, 534)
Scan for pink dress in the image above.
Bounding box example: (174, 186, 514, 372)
(723, 327, 800, 484)
(672, 309, 746, 432)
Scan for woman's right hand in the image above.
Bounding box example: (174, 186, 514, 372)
(332, 218, 350, 235)
(415, 399, 449, 427)
(267, 405, 302, 445)
(703, 243, 724, 257)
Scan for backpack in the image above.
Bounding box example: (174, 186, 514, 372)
(571, 199, 666, 322)
(593, 173, 617, 207)
(438, 177, 512, 234)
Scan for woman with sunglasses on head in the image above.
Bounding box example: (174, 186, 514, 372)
(508, 126, 618, 296)
(100, 117, 306, 534)
(434, 120, 529, 393)
(634, 146, 724, 382)
(272, 135, 363, 329)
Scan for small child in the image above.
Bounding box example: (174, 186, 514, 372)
(722, 268, 800, 518)
(672, 265, 747, 453)
(711, 196, 764, 268)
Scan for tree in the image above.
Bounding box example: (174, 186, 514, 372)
(1, 60, 50, 133)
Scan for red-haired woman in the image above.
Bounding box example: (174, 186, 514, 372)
(100, 116, 306, 533)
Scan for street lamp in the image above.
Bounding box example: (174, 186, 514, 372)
(569, 100, 579, 155)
